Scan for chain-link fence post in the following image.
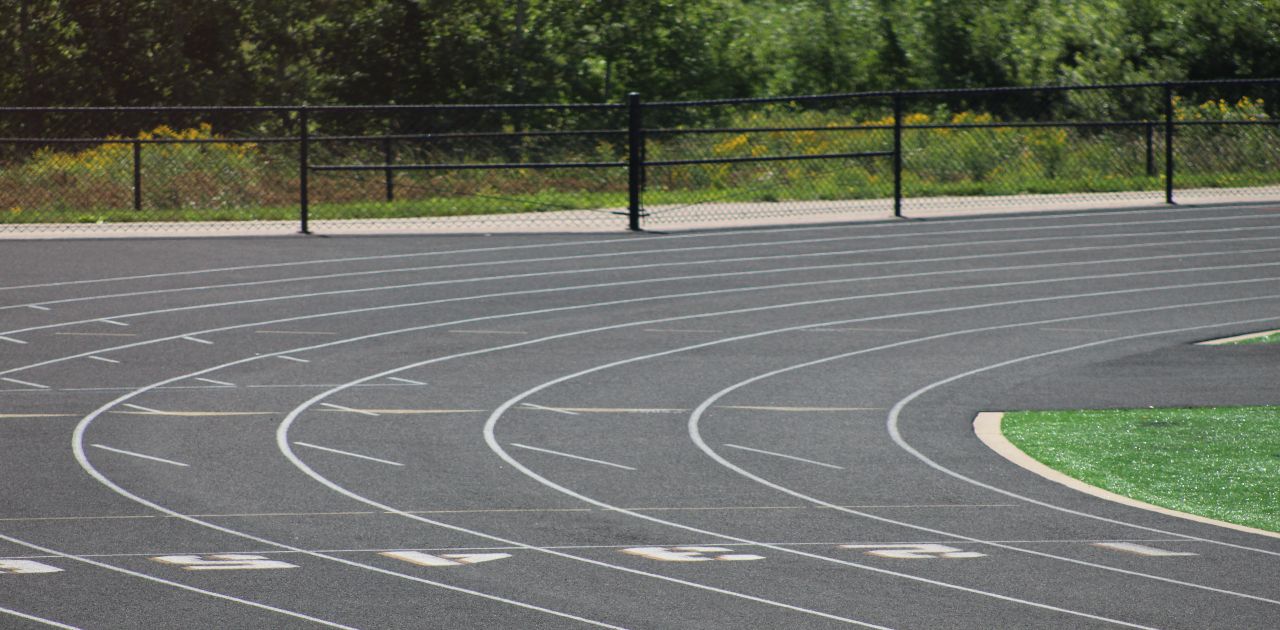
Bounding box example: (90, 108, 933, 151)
(893, 92, 904, 218)
(627, 92, 644, 231)
(1164, 84, 1175, 204)
(299, 106, 310, 234)
(132, 139, 142, 211)
(383, 135, 395, 202)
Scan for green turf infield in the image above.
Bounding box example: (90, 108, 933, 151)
(1002, 406, 1280, 533)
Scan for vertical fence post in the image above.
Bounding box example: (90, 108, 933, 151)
(1164, 84, 1175, 204)
(627, 92, 644, 232)
(892, 92, 904, 218)
(132, 139, 142, 211)
(1145, 121, 1156, 177)
(299, 106, 310, 234)
(383, 136, 395, 202)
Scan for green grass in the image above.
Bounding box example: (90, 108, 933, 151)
(1002, 406, 1280, 533)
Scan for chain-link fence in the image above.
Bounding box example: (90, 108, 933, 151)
(3, 79, 1280, 234)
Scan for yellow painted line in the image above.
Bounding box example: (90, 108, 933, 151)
(717, 405, 884, 412)
(1197, 328, 1280, 345)
(974, 412, 1280, 540)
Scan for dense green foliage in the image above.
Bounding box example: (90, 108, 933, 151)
(4, 0, 1280, 108)
(1003, 406, 1280, 533)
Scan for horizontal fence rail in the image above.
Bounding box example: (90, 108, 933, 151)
(3, 79, 1280, 233)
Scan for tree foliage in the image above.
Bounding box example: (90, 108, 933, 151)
(1, 0, 1278, 107)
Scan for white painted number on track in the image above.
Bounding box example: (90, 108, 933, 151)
(622, 546, 764, 562)
(839, 544, 986, 559)
(0, 560, 62, 574)
(381, 551, 512, 567)
(151, 554, 297, 570)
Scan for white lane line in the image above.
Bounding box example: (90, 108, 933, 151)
(91, 444, 188, 468)
(1039, 327, 1117, 333)
(193, 377, 235, 387)
(27, 305, 50, 311)
(0, 335, 27, 344)
(386, 377, 426, 385)
(0, 537, 1204, 560)
(6, 233, 1280, 392)
(0, 504, 1021, 523)
(520, 402, 580, 416)
(276, 355, 310, 363)
(321, 408, 481, 415)
(804, 327, 919, 333)
(319, 402, 380, 417)
(0, 377, 48, 389)
(449, 329, 527, 335)
(643, 328, 722, 333)
(508, 443, 635, 471)
(0, 413, 76, 419)
(123, 403, 163, 414)
(0, 203, 1255, 294)
(1092, 542, 1199, 557)
(98, 318, 129, 327)
(293, 442, 403, 467)
(718, 405, 884, 412)
(255, 330, 337, 335)
(44, 247, 1280, 623)
(886, 317, 1280, 559)
(722, 444, 844, 470)
(674, 312, 1280, 608)
(54, 332, 135, 337)
(5, 216, 1280, 352)
(458, 303, 1280, 622)
(182, 335, 213, 345)
(88, 355, 120, 364)
(0, 605, 81, 629)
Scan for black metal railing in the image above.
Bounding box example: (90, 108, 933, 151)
(2, 79, 1279, 233)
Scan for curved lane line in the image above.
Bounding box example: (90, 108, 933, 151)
(884, 325, 1280, 554)
(7, 248, 1280, 380)
(62, 262, 1280, 626)
(6, 221, 1278, 314)
(0, 203, 1248, 293)
(8, 226, 1279, 340)
(972, 412, 1280, 540)
(275, 296, 1280, 626)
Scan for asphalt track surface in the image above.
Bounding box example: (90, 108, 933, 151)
(1, 204, 1279, 629)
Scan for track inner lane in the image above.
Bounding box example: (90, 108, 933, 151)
(4, 205, 1278, 628)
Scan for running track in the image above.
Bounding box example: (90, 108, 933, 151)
(1, 205, 1278, 629)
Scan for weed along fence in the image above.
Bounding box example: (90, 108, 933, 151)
(3, 79, 1280, 234)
